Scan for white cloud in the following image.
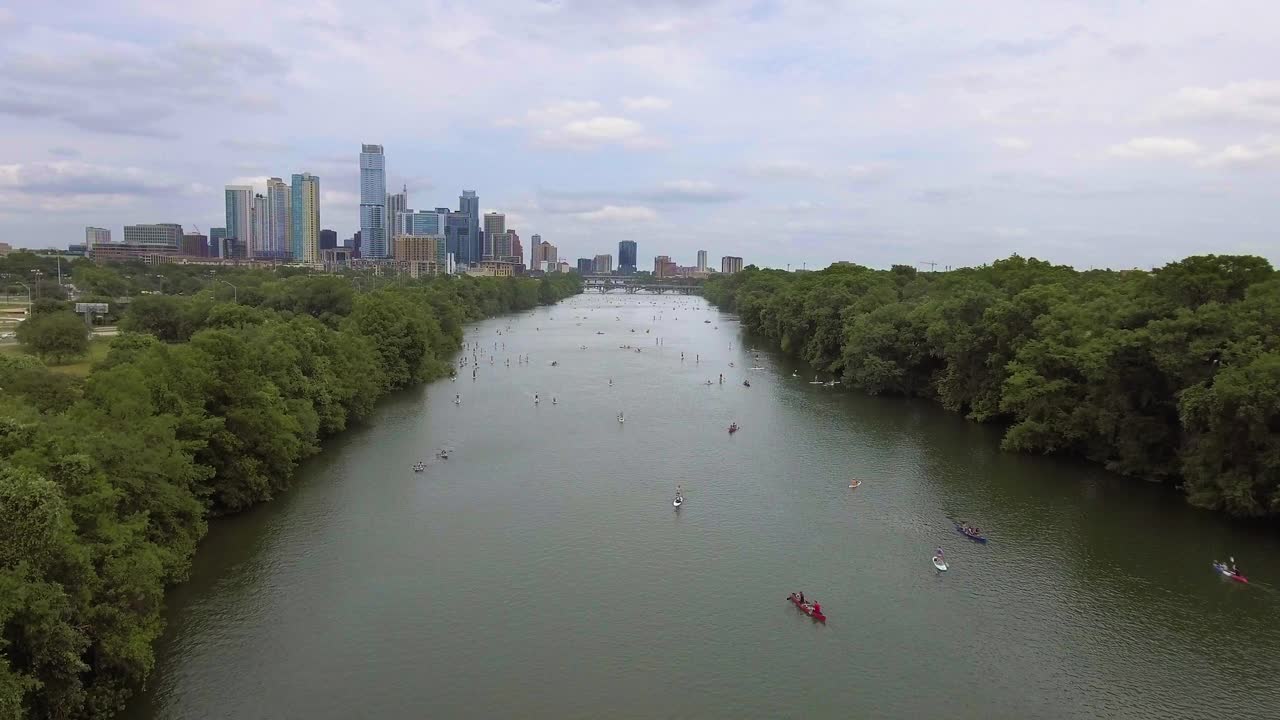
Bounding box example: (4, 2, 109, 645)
(1201, 136, 1280, 169)
(622, 95, 671, 111)
(575, 205, 657, 222)
(1107, 137, 1202, 159)
(844, 163, 893, 182)
(995, 137, 1031, 151)
(1166, 81, 1280, 125)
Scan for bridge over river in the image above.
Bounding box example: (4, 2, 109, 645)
(580, 274, 702, 294)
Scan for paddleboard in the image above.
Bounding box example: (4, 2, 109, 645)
(673, 497, 683, 509)
(932, 557, 948, 571)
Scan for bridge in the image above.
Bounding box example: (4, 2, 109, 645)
(581, 275, 701, 294)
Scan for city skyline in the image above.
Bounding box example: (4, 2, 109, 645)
(2, 3, 1278, 271)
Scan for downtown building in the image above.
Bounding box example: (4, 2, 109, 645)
(721, 256, 744, 274)
(266, 177, 292, 259)
(654, 255, 678, 279)
(483, 212, 505, 259)
(458, 190, 480, 265)
(85, 227, 111, 249)
(618, 240, 637, 274)
(593, 254, 613, 274)
(697, 250, 708, 271)
(225, 185, 254, 257)
(576, 258, 594, 274)
(360, 144, 388, 258)
(291, 173, 321, 264)
(531, 236, 558, 272)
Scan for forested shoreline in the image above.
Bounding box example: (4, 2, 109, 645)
(0, 263, 580, 718)
(703, 255, 1280, 522)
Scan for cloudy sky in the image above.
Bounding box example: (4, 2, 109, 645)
(1, 0, 1277, 270)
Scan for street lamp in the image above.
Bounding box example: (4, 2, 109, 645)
(215, 279, 238, 303)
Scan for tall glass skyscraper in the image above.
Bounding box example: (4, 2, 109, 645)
(360, 144, 387, 258)
(267, 177, 291, 258)
(618, 240, 637, 274)
(459, 190, 480, 265)
(291, 173, 320, 263)
(225, 185, 253, 249)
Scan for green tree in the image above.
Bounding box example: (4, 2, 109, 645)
(15, 311, 88, 363)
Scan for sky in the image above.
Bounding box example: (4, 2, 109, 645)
(0, 0, 1278, 271)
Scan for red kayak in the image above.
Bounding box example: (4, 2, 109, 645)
(728, 425, 739, 434)
(1213, 562, 1249, 583)
(788, 595, 826, 622)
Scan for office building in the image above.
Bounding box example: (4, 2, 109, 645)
(225, 185, 253, 249)
(393, 234, 448, 269)
(85, 227, 111, 249)
(210, 227, 227, 258)
(444, 211, 472, 266)
(593, 254, 613, 274)
(181, 232, 208, 257)
(483, 212, 506, 259)
(320, 229, 338, 250)
(697, 250, 708, 271)
(533, 237, 558, 268)
(352, 230, 362, 258)
(459, 190, 480, 264)
(398, 209, 447, 237)
(576, 258, 593, 274)
(654, 255, 678, 278)
(386, 186, 408, 240)
(618, 240, 637, 274)
(251, 193, 270, 257)
(267, 177, 292, 258)
(530, 234, 541, 269)
(510, 232, 523, 264)
(291, 172, 320, 263)
(721, 256, 744, 274)
(122, 223, 183, 247)
(360, 144, 387, 257)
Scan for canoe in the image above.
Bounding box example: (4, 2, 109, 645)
(788, 595, 826, 622)
(932, 556, 948, 571)
(954, 524, 989, 544)
(1213, 563, 1248, 583)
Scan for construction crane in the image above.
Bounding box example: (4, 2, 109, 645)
(191, 224, 202, 235)
(918, 261, 938, 271)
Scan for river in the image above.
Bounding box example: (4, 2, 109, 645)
(124, 293, 1280, 720)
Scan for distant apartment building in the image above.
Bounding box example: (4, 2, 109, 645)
(721, 256, 744, 274)
(393, 234, 448, 275)
(291, 173, 321, 263)
(509, 231, 523, 265)
(251, 193, 270, 257)
(225, 185, 253, 249)
(398, 209, 447, 237)
(576, 258, 593, 274)
(483, 212, 506, 259)
(85, 227, 111, 248)
(123, 223, 183, 247)
(697, 249, 708, 271)
(181, 232, 208, 257)
(529, 234, 541, 268)
(267, 177, 292, 258)
(533, 238, 558, 268)
(654, 255, 678, 278)
(618, 240, 637, 274)
(458, 190, 481, 265)
(593, 254, 613, 274)
(210, 227, 228, 258)
(320, 229, 338, 250)
(386, 186, 407, 239)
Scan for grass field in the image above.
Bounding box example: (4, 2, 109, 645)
(0, 336, 111, 377)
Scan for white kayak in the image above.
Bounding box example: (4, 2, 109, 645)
(673, 496, 684, 508)
(932, 556, 948, 571)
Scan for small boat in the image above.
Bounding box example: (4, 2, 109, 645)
(743, 380, 751, 387)
(673, 495, 684, 509)
(954, 523, 989, 544)
(933, 556, 948, 572)
(1213, 562, 1249, 583)
(704, 320, 711, 323)
(617, 414, 624, 424)
(413, 462, 427, 473)
(849, 479, 862, 489)
(728, 424, 739, 434)
(787, 594, 826, 622)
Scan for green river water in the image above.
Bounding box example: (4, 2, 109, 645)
(124, 293, 1280, 719)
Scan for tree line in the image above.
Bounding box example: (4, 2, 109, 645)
(0, 264, 580, 718)
(703, 255, 1280, 521)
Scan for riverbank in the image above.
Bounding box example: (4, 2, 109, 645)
(0, 271, 581, 718)
(703, 255, 1280, 523)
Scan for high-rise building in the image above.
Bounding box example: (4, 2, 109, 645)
(360, 144, 387, 258)
(697, 249, 708, 271)
(291, 172, 321, 263)
(593, 254, 613, 274)
(530, 234, 541, 269)
(267, 177, 292, 258)
(532, 238, 558, 270)
(210, 227, 227, 258)
(320, 229, 338, 250)
(386, 185, 408, 239)
(459, 191, 480, 264)
(393, 234, 448, 266)
(251, 193, 269, 257)
(576, 258, 593, 274)
(85, 227, 111, 249)
(181, 232, 208, 257)
(225, 185, 253, 249)
(510, 232, 523, 264)
(618, 240, 637, 274)
(352, 230, 362, 258)
(398, 209, 448, 237)
(721, 256, 744, 274)
(123, 223, 183, 247)
(444, 212, 472, 265)
(483, 212, 506, 259)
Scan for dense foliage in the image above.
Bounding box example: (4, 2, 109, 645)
(0, 263, 579, 718)
(704, 255, 1280, 520)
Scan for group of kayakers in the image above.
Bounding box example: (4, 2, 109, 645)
(959, 522, 983, 538)
(788, 592, 821, 616)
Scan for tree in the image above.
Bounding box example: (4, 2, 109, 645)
(15, 311, 88, 363)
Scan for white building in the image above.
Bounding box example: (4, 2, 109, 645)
(697, 249, 708, 271)
(85, 227, 111, 249)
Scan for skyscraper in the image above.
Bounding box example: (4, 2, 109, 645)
(210, 227, 227, 258)
(457, 191, 481, 265)
(267, 177, 292, 258)
(505, 230, 520, 262)
(530, 234, 541, 269)
(291, 173, 320, 263)
(85, 227, 110, 249)
(251, 193, 269, 257)
(576, 258, 593, 274)
(594, 254, 614, 274)
(225, 185, 253, 249)
(320, 229, 338, 250)
(483, 212, 506, 259)
(444, 212, 471, 265)
(360, 144, 387, 258)
(697, 249, 708, 271)
(618, 240, 637, 274)
(386, 185, 408, 240)
(123, 223, 183, 247)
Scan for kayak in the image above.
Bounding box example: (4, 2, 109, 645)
(673, 496, 683, 509)
(933, 556, 948, 571)
(849, 480, 862, 489)
(1213, 562, 1248, 583)
(788, 595, 826, 622)
(728, 426, 739, 434)
(954, 523, 989, 544)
